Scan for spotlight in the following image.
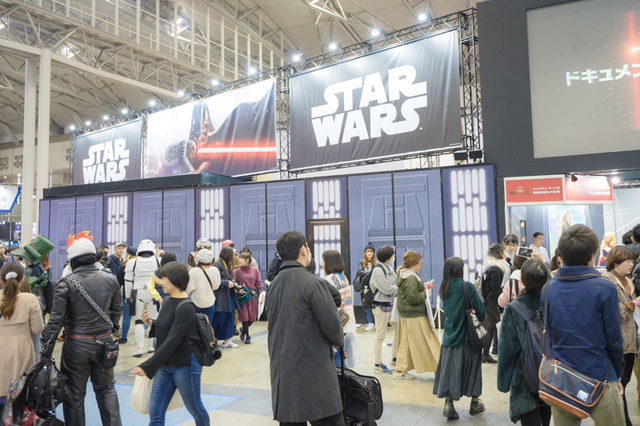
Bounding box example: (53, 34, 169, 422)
(69, 124, 76, 131)
(176, 17, 184, 25)
(328, 42, 338, 51)
(453, 150, 468, 162)
(121, 108, 129, 115)
(248, 67, 257, 75)
(418, 13, 428, 21)
(570, 173, 578, 182)
(84, 120, 92, 126)
(177, 90, 185, 96)
(292, 53, 302, 62)
(148, 100, 157, 107)
(211, 79, 219, 86)
(611, 176, 620, 184)
(102, 115, 110, 121)
(370, 29, 380, 37)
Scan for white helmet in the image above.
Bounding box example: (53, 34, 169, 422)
(67, 238, 96, 260)
(137, 239, 156, 255)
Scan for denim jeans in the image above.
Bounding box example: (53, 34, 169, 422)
(366, 309, 374, 323)
(122, 297, 131, 339)
(149, 354, 209, 426)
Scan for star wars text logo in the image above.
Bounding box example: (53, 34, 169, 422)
(82, 139, 129, 183)
(310, 65, 427, 147)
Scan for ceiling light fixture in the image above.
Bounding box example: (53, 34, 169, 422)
(418, 13, 428, 21)
(570, 173, 578, 182)
(248, 67, 257, 75)
(177, 90, 185, 96)
(211, 79, 219, 86)
(148, 100, 157, 107)
(102, 115, 110, 121)
(370, 29, 380, 37)
(84, 120, 92, 126)
(612, 176, 621, 184)
(292, 53, 302, 62)
(69, 125, 76, 131)
(121, 108, 129, 115)
(328, 42, 338, 51)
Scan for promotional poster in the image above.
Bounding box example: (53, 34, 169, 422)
(289, 30, 461, 170)
(72, 119, 143, 185)
(146, 79, 277, 177)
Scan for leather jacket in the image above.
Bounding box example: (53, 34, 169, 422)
(42, 264, 123, 343)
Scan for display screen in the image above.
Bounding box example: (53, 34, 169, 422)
(527, 0, 640, 158)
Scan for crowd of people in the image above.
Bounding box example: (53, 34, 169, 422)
(0, 222, 639, 425)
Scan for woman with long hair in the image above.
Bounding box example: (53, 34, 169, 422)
(235, 250, 263, 344)
(0, 262, 44, 413)
(394, 250, 440, 379)
(356, 242, 377, 331)
(212, 246, 239, 348)
(131, 261, 209, 426)
(498, 259, 551, 425)
(433, 257, 486, 419)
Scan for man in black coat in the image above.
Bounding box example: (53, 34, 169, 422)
(266, 231, 345, 425)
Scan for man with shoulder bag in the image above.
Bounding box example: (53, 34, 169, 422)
(541, 224, 625, 426)
(41, 237, 123, 426)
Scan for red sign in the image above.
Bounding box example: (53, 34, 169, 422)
(505, 177, 564, 204)
(565, 176, 612, 202)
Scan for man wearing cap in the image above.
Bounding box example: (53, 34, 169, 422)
(41, 237, 122, 426)
(107, 242, 127, 276)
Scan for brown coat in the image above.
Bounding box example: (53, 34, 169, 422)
(0, 291, 44, 397)
(601, 272, 638, 355)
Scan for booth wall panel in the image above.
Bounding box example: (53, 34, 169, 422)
(393, 170, 444, 300)
(75, 196, 104, 246)
(196, 187, 229, 259)
(266, 181, 305, 273)
(163, 189, 195, 264)
(103, 194, 132, 251)
(132, 191, 163, 248)
(39, 200, 50, 239)
(230, 184, 267, 279)
(49, 198, 76, 281)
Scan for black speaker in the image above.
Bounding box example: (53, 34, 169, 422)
(453, 150, 468, 161)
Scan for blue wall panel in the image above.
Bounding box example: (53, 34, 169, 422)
(49, 198, 76, 281)
(163, 189, 195, 264)
(230, 184, 267, 278)
(132, 191, 163, 248)
(75, 196, 104, 246)
(266, 181, 305, 273)
(39, 200, 50, 239)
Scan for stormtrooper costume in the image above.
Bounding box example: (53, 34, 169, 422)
(124, 239, 160, 357)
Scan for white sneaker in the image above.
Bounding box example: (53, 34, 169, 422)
(365, 323, 375, 332)
(221, 341, 239, 348)
(393, 370, 415, 380)
(132, 348, 144, 358)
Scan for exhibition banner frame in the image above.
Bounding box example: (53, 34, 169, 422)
(504, 175, 565, 206)
(289, 30, 462, 171)
(72, 119, 143, 185)
(145, 79, 277, 178)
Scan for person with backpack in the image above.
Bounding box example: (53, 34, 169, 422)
(480, 243, 509, 363)
(497, 258, 551, 426)
(370, 245, 398, 374)
(186, 249, 220, 324)
(601, 245, 637, 426)
(131, 261, 210, 426)
(356, 242, 377, 331)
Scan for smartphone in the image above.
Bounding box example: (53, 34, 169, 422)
(516, 246, 533, 258)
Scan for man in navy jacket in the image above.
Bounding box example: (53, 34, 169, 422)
(542, 224, 625, 426)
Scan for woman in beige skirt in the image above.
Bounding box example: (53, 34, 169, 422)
(393, 250, 441, 379)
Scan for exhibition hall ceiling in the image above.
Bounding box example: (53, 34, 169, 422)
(0, 0, 483, 149)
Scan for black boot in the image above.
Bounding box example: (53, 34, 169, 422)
(469, 397, 485, 415)
(443, 396, 459, 419)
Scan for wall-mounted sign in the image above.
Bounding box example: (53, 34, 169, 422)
(73, 119, 143, 184)
(0, 185, 20, 212)
(505, 176, 564, 205)
(565, 175, 612, 203)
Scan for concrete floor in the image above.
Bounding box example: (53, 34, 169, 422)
(56, 321, 640, 425)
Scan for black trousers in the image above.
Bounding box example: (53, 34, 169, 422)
(483, 303, 500, 357)
(279, 411, 346, 426)
(61, 338, 122, 426)
(621, 352, 635, 424)
(519, 405, 551, 426)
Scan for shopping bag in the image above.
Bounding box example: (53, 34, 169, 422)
(131, 376, 184, 414)
(390, 301, 399, 325)
(344, 332, 362, 368)
(257, 292, 266, 319)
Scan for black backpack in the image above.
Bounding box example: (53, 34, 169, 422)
(509, 299, 545, 394)
(360, 264, 384, 310)
(178, 300, 222, 367)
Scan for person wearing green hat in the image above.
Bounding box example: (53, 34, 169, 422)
(12, 235, 55, 315)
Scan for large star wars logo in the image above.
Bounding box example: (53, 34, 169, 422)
(82, 138, 130, 183)
(310, 65, 427, 147)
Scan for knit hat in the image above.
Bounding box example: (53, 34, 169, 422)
(364, 242, 375, 252)
(196, 249, 214, 265)
(126, 246, 137, 257)
(67, 238, 96, 260)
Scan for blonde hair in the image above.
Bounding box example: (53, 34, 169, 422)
(400, 250, 422, 270)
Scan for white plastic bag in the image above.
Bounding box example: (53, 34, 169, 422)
(257, 292, 266, 319)
(344, 332, 362, 368)
(131, 375, 184, 414)
(390, 301, 399, 325)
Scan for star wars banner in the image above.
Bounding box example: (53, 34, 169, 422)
(72, 119, 143, 184)
(146, 79, 277, 177)
(289, 30, 461, 170)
